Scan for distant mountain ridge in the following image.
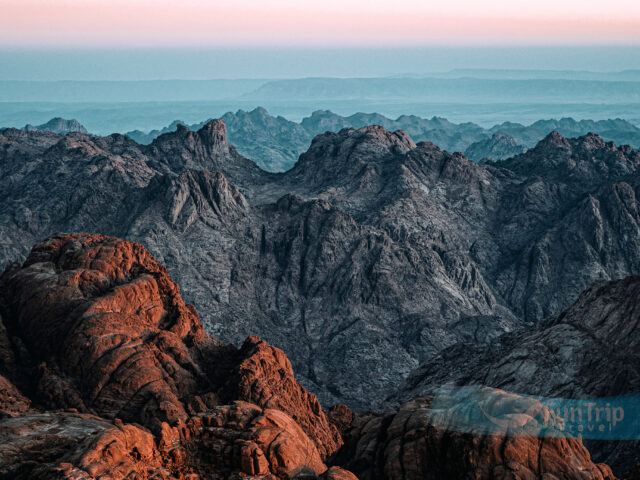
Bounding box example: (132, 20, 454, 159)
(242, 77, 640, 104)
(23, 117, 88, 135)
(428, 68, 640, 81)
(125, 108, 640, 171)
(464, 132, 526, 162)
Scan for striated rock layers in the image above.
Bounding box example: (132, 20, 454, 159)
(0, 234, 618, 479)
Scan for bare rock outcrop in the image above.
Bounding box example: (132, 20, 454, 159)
(147, 119, 265, 184)
(0, 233, 625, 479)
(0, 233, 214, 430)
(1, 124, 640, 473)
(226, 336, 342, 459)
(0, 375, 31, 418)
(0, 233, 346, 478)
(0, 412, 170, 480)
(398, 275, 640, 475)
(336, 393, 616, 480)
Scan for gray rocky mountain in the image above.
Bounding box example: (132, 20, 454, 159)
(396, 274, 640, 475)
(23, 117, 88, 135)
(126, 107, 313, 171)
(1, 122, 640, 422)
(464, 131, 527, 162)
(491, 118, 640, 148)
(220, 107, 312, 172)
(125, 108, 640, 171)
(125, 119, 187, 144)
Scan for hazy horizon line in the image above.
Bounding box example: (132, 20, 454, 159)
(2, 47, 639, 81)
(2, 69, 640, 83)
(3, 44, 640, 50)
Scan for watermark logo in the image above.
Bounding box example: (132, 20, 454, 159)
(542, 398, 627, 438)
(428, 384, 638, 440)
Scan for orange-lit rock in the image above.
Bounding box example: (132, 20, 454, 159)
(0, 233, 348, 479)
(227, 336, 342, 458)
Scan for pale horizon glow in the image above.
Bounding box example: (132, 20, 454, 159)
(1, 0, 640, 47)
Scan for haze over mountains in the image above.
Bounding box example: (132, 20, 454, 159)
(2, 2, 640, 473)
(2, 68, 640, 137)
(5, 74, 640, 103)
(2, 63, 640, 478)
(15, 109, 640, 171)
(125, 108, 640, 170)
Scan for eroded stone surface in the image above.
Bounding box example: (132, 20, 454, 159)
(0, 234, 345, 479)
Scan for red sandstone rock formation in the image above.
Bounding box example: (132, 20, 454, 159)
(226, 336, 342, 459)
(0, 233, 344, 479)
(0, 375, 31, 418)
(0, 412, 170, 479)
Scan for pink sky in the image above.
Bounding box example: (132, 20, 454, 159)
(1, 0, 640, 47)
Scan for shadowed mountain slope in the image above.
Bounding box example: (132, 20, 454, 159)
(1, 122, 640, 415)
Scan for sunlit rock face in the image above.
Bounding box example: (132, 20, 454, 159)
(0, 233, 343, 479)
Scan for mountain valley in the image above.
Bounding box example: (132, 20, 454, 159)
(1, 118, 639, 476)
